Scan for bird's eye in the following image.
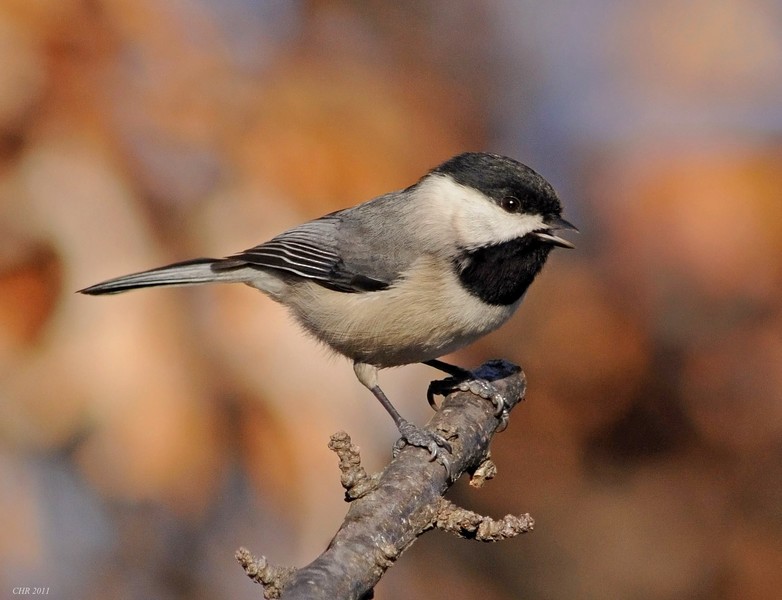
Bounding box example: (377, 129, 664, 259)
(500, 196, 520, 212)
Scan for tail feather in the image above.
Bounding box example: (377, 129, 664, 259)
(78, 258, 249, 295)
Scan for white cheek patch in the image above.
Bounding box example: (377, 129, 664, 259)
(420, 175, 545, 248)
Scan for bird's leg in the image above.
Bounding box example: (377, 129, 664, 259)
(423, 358, 473, 379)
(368, 384, 453, 459)
(423, 359, 474, 408)
(354, 362, 452, 475)
(423, 359, 509, 431)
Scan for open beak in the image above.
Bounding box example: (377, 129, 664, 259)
(532, 216, 579, 249)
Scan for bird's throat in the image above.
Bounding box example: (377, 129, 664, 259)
(455, 237, 552, 306)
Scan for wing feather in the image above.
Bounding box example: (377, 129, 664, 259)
(219, 214, 390, 292)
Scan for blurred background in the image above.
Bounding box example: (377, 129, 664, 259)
(1, 0, 781, 598)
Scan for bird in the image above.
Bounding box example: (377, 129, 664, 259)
(80, 152, 576, 471)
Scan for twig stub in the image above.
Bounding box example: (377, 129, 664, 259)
(435, 498, 534, 541)
(328, 431, 379, 500)
(236, 547, 296, 599)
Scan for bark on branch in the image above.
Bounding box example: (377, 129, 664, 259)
(237, 359, 531, 599)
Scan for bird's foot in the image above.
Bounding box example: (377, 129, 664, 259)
(393, 420, 452, 478)
(428, 374, 510, 432)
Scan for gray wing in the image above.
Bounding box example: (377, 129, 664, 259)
(215, 212, 394, 293)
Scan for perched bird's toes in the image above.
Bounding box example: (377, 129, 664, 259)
(426, 377, 459, 410)
(429, 372, 510, 431)
(458, 379, 508, 418)
(397, 421, 452, 454)
(394, 421, 453, 476)
(437, 453, 452, 480)
(392, 437, 405, 458)
(496, 408, 510, 432)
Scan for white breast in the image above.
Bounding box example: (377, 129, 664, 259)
(282, 256, 521, 368)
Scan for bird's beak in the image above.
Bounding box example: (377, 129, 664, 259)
(532, 216, 579, 249)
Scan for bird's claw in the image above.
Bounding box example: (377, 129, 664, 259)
(393, 420, 452, 478)
(457, 379, 507, 415)
(427, 377, 459, 410)
(429, 374, 510, 431)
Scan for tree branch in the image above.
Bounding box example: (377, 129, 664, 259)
(237, 359, 531, 599)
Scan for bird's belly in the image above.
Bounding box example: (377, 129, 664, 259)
(285, 270, 520, 368)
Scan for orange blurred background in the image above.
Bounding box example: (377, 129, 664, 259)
(1, 1, 781, 598)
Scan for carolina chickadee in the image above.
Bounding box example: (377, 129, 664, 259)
(80, 152, 576, 469)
